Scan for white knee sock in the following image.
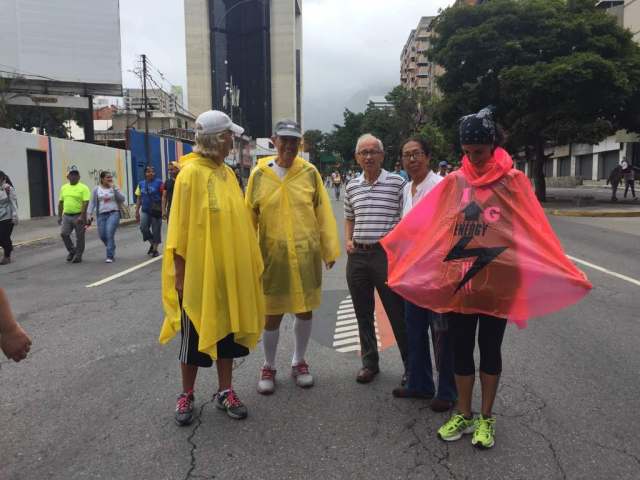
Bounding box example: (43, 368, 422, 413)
(262, 328, 280, 368)
(292, 317, 313, 366)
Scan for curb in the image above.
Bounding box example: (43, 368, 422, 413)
(14, 218, 138, 249)
(14, 235, 54, 248)
(547, 209, 640, 218)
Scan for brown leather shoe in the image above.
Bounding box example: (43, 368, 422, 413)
(430, 398, 455, 413)
(356, 367, 379, 384)
(392, 387, 433, 399)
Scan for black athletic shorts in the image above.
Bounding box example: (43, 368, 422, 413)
(179, 307, 250, 367)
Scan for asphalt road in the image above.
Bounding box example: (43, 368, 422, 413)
(1, 197, 639, 480)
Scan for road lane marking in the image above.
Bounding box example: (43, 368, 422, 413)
(568, 255, 640, 287)
(86, 255, 163, 288)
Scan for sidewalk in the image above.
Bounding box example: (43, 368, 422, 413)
(13, 215, 137, 247)
(544, 187, 640, 217)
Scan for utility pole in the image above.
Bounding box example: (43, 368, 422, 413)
(142, 54, 150, 166)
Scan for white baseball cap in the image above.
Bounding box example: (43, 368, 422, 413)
(195, 110, 244, 136)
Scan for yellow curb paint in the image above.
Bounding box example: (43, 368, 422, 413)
(548, 210, 640, 218)
(14, 236, 54, 248)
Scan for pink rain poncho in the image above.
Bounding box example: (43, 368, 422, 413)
(381, 147, 592, 328)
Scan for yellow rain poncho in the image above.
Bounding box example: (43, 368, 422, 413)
(245, 156, 340, 315)
(160, 152, 265, 359)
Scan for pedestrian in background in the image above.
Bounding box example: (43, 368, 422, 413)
(392, 138, 456, 412)
(246, 119, 340, 395)
(88, 171, 125, 263)
(344, 133, 408, 385)
(0, 287, 31, 362)
(163, 161, 180, 220)
(160, 110, 265, 425)
(0, 171, 18, 265)
(394, 161, 409, 181)
(331, 169, 342, 200)
(135, 165, 164, 257)
(58, 166, 90, 264)
(438, 161, 449, 177)
(621, 160, 638, 199)
(607, 164, 623, 202)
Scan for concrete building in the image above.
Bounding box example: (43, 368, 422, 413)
(123, 88, 182, 115)
(367, 96, 393, 111)
(400, 16, 442, 96)
(184, 0, 302, 138)
(597, 1, 640, 41)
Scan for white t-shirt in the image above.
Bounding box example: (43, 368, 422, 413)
(269, 161, 289, 180)
(402, 171, 443, 218)
(96, 186, 119, 213)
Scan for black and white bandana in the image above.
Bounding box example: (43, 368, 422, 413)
(459, 107, 496, 145)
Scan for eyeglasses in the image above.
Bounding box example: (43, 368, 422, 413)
(401, 151, 426, 160)
(357, 150, 382, 157)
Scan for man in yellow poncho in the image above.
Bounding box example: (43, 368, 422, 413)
(246, 119, 340, 394)
(159, 110, 265, 426)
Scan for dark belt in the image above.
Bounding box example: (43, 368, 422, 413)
(353, 241, 382, 251)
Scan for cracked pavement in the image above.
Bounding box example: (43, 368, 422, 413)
(1, 204, 640, 479)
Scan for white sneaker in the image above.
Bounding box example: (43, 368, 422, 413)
(292, 361, 314, 388)
(105, 258, 114, 263)
(257, 366, 276, 395)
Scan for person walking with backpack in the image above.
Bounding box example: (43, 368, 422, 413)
(88, 171, 126, 263)
(135, 165, 164, 257)
(0, 171, 18, 265)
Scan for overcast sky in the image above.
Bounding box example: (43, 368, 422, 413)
(120, 0, 454, 132)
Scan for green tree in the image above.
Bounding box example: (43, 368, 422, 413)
(430, 0, 640, 201)
(303, 129, 324, 167)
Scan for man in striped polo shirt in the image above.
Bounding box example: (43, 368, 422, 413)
(344, 133, 409, 385)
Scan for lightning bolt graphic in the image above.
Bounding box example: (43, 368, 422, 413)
(444, 236, 508, 293)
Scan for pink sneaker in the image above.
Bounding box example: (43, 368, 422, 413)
(257, 366, 276, 395)
(291, 361, 314, 388)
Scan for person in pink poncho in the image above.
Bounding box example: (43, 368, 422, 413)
(381, 107, 592, 450)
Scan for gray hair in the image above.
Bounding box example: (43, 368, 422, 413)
(355, 133, 384, 153)
(194, 131, 228, 159)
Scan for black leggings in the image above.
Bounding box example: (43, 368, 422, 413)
(0, 219, 13, 257)
(446, 313, 507, 376)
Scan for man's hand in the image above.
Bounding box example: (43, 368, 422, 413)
(76, 215, 87, 226)
(1, 324, 32, 362)
(346, 240, 355, 255)
(325, 261, 336, 270)
(57, 216, 63, 226)
(135, 211, 141, 223)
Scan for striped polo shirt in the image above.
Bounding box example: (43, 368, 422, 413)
(344, 169, 406, 244)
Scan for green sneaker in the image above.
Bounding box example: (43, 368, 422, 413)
(437, 413, 476, 442)
(472, 416, 496, 449)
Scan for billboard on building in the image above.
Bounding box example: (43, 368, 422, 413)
(0, 0, 122, 96)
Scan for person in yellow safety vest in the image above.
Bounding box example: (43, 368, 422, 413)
(245, 119, 341, 395)
(160, 110, 265, 426)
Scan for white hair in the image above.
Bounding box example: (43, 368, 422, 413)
(194, 131, 228, 159)
(356, 133, 384, 153)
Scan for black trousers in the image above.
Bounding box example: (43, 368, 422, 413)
(0, 219, 14, 257)
(346, 246, 408, 370)
(446, 313, 507, 376)
(624, 180, 636, 198)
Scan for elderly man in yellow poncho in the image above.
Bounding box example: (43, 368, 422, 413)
(246, 119, 340, 395)
(159, 110, 265, 426)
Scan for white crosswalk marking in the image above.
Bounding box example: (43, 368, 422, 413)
(332, 295, 381, 354)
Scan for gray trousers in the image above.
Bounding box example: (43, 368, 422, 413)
(61, 214, 85, 257)
(346, 246, 408, 370)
